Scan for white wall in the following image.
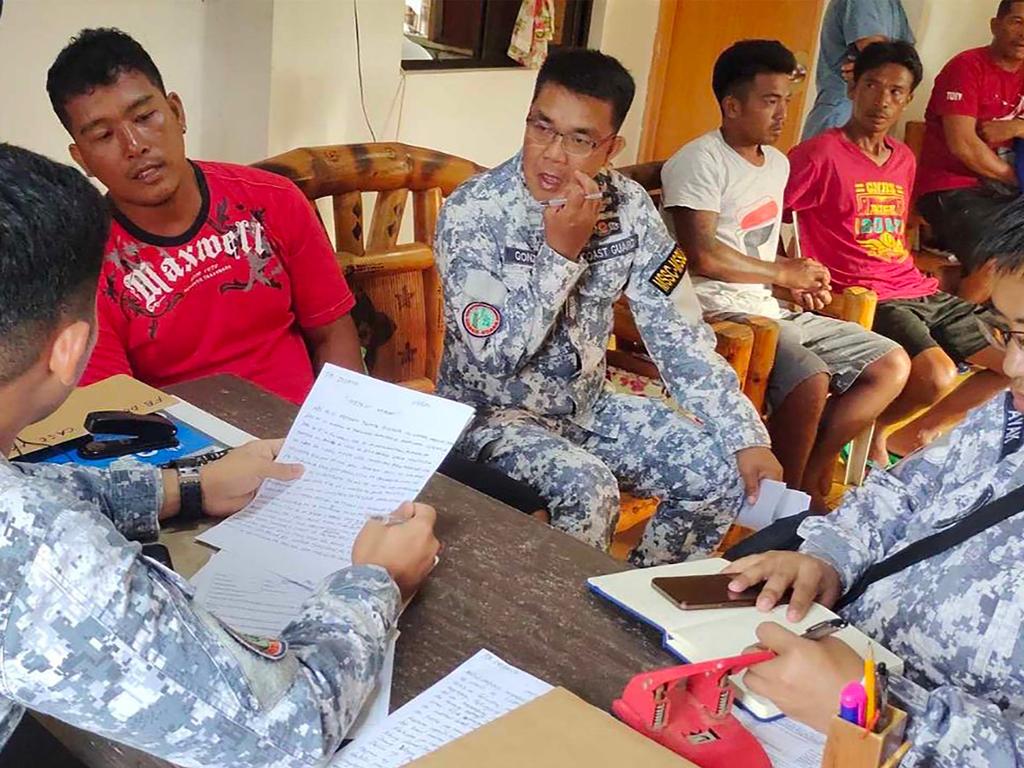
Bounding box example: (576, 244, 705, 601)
(0, 0, 208, 165)
(901, 0, 994, 124)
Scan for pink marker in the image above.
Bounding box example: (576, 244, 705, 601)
(839, 681, 867, 726)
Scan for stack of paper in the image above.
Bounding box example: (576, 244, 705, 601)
(189, 364, 474, 741)
(331, 650, 552, 767)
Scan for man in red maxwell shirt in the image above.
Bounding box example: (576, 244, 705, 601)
(915, 0, 1024, 303)
(786, 42, 1007, 463)
(46, 28, 364, 406)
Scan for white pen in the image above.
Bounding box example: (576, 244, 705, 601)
(539, 191, 603, 208)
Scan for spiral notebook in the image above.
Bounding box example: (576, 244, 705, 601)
(588, 558, 903, 721)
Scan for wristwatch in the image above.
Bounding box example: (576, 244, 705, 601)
(177, 465, 204, 522)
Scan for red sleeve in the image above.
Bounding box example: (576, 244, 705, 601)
(930, 55, 981, 119)
(784, 141, 825, 220)
(274, 181, 356, 330)
(80, 279, 133, 386)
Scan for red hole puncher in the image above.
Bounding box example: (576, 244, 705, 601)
(612, 650, 776, 768)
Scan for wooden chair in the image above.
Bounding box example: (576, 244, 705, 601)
(614, 162, 778, 413)
(254, 143, 484, 392)
(903, 120, 961, 294)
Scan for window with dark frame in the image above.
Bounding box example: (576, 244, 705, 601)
(402, 0, 593, 71)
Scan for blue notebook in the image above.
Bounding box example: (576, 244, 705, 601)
(588, 558, 902, 722)
(18, 415, 220, 469)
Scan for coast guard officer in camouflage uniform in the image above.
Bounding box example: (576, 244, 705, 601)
(0, 145, 439, 766)
(725, 210, 1024, 764)
(436, 49, 782, 564)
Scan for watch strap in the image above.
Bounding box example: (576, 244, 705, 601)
(177, 466, 204, 522)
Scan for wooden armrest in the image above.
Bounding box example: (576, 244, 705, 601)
(399, 377, 435, 393)
(338, 243, 434, 276)
(816, 286, 877, 329)
(711, 320, 754, 386)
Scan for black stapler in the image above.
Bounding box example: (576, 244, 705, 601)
(78, 411, 179, 460)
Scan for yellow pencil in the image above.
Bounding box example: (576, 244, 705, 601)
(864, 645, 877, 730)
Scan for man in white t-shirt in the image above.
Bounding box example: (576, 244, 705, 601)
(662, 40, 910, 508)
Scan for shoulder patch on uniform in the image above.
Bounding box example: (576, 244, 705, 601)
(649, 246, 688, 295)
(1002, 391, 1024, 460)
(462, 302, 502, 337)
(503, 246, 536, 267)
(221, 622, 288, 660)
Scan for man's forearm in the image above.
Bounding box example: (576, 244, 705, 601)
(691, 242, 783, 285)
(309, 314, 366, 374)
(952, 138, 1017, 184)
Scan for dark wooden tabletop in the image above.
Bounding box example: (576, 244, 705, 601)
(41, 375, 675, 766)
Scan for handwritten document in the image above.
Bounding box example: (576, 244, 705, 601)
(198, 365, 474, 585)
(331, 649, 552, 767)
(190, 551, 396, 741)
(736, 709, 825, 768)
(190, 552, 312, 636)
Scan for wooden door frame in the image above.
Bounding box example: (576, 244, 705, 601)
(637, 0, 677, 163)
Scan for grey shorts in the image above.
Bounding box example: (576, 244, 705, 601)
(708, 311, 900, 410)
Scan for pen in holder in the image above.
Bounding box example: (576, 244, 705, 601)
(820, 705, 910, 768)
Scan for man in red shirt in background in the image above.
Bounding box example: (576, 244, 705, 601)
(47, 27, 363, 406)
(45, 27, 548, 515)
(915, 0, 1024, 304)
(786, 41, 1007, 463)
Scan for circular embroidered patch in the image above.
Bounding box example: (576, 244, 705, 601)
(463, 302, 502, 338)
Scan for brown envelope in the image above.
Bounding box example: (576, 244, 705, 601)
(408, 687, 694, 767)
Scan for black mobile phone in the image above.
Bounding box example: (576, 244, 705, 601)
(142, 543, 174, 571)
(651, 573, 791, 611)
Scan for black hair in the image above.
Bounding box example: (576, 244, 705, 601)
(975, 196, 1024, 274)
(997, 0, 1024, 18)
(533, 48, 635, 131)
(852, 40, 924, 91)
(712, 40, 796, 103)
(0, 144, 109, 383)
(47, 27, 166, 130)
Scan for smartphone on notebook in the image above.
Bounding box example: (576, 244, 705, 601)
(651, 573, 791, 611)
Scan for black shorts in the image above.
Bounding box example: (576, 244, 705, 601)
(873, 292, 992, 362)
(917, 186, 1018, 273)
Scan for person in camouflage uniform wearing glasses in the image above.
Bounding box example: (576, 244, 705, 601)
(0, 145, 439, 766)
(436, 49, 783, 565)
(724, 200, 1024, 765)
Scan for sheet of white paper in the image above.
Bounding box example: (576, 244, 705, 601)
(190, 552, 312, 635)
(331, 649, 552, 768)
(191, 552, 395, 740)
(735, 479, 787, 530)
(198, 365, 474, 585)
(735, 709, 825, 768)
(775, 488, 811, 520)
(163, 400, 256, 447)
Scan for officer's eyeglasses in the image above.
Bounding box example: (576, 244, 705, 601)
(525, 117, 615, 157)
(976, 315, 1024, 352)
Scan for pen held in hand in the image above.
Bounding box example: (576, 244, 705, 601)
(539, 191, 603, 208)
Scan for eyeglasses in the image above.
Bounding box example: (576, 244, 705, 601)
(976, 314, 1024, 351)
(525, 117, 615, 157)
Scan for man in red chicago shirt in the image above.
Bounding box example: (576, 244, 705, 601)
(786, 42, 1008, 463)
(915, 0, 1024, 304)
(45, 27, 364, 406)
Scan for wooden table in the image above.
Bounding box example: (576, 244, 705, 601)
(42, 375, 675, 766)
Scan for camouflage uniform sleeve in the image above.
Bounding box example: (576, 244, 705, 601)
(623, 189, 769, 456)
(435, 199, 586, 376)
(887, 675, 1024, 767)
(0, 476, 400, 767)
(797, 402, 987, 589)
(10, 458, 160, 542)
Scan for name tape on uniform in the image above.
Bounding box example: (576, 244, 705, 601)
(503, 247, 536, 267)
(584, 234, 639, 263)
